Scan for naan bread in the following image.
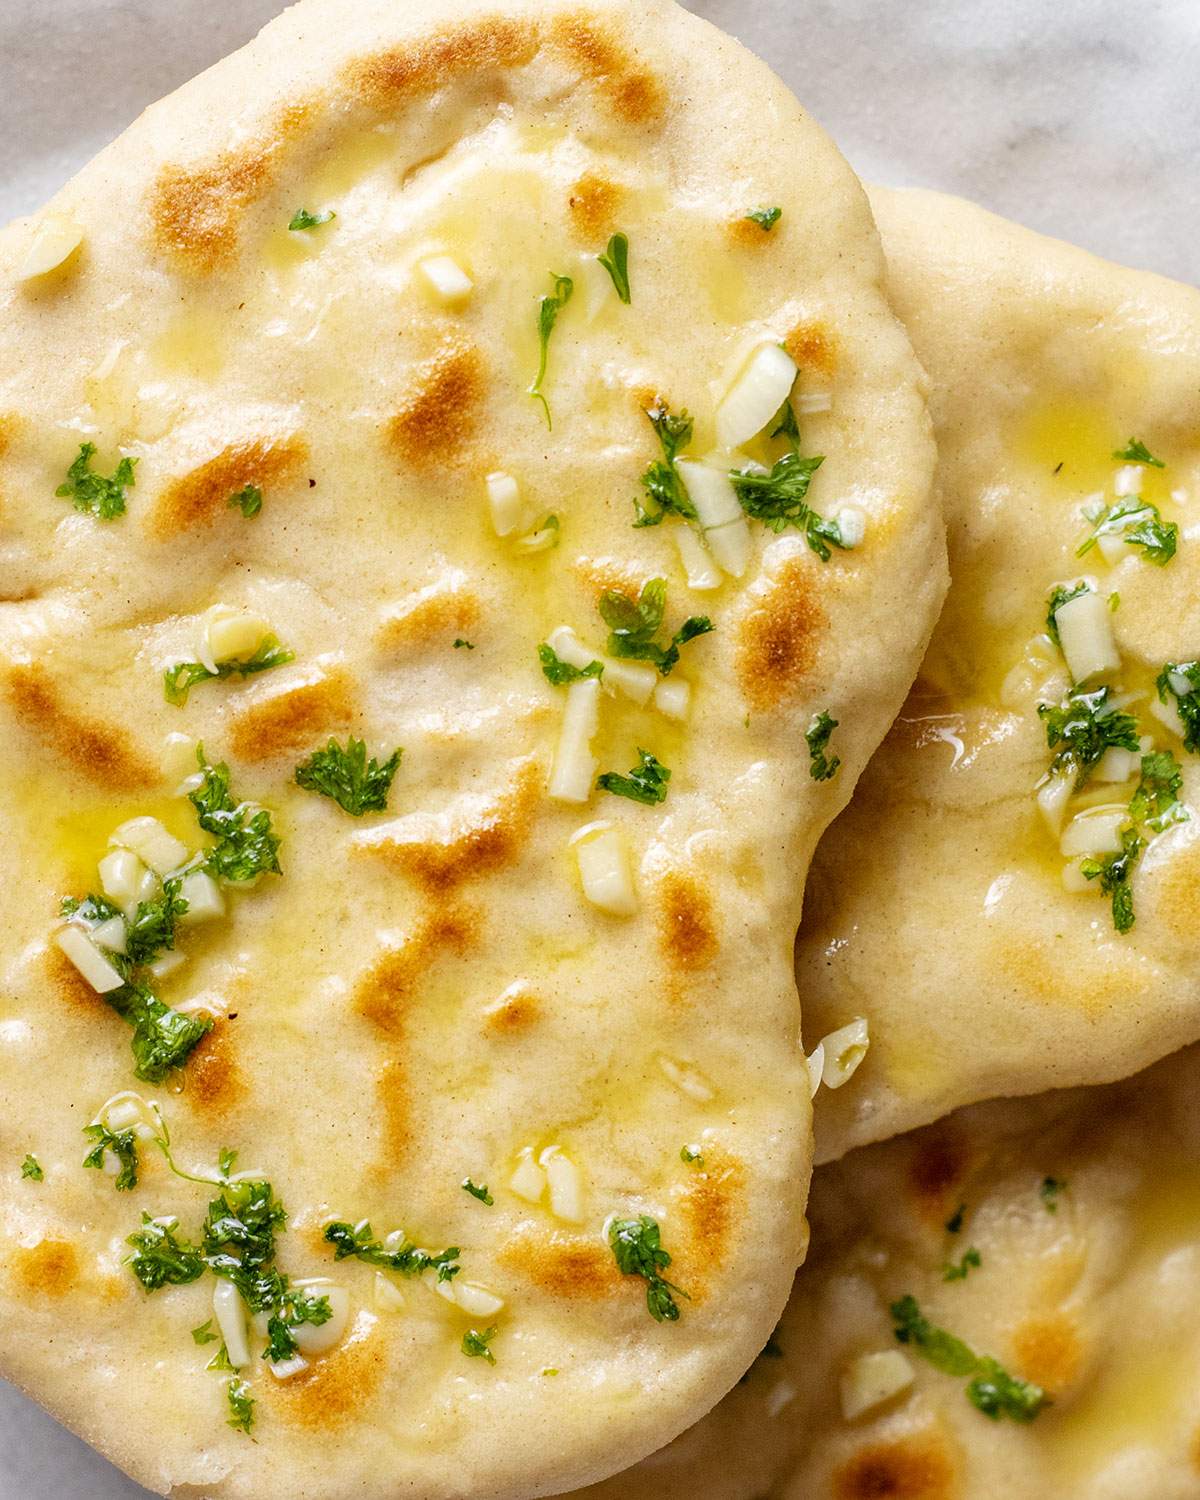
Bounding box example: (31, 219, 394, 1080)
(584, 1042, 1200, 1500)
(799, 186, 1200, 1164)
(0, 3, 941, 1496)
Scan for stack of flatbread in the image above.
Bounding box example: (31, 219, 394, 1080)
(0, 2, 1195, 1497)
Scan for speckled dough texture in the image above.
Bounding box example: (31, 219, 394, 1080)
(0, 2, 941, 1496)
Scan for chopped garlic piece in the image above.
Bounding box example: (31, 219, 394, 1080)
(200, 605, 271, 672)
(267, 1353, 310, 1381)
(509, 1146, 547, 1203)
(571, 820, 637, 915)
(715, 342, 798, 450)
(17, 213, 83, 281)
(160, 732, 199, 788)
(1097, 530, 1128, 567)
(94, 1091, 161, 1140)
(213, 1280, 251, 1368)
(546, 626, 655, 705)
(549, 678, 601, 803)
(485, 471, 523, 538)
(417, 254, 473, 305)
(514, 517, 561, 554)
(840, 1350, 915, 1421)
(109, 816, 190, 877)
(289, 1280, 351, 1355)
(373, 1272, 406, 1313)
(89, 915, 127, 954)
(677, 459, 753, 577)
(1113, 464, 1143, 497)
(435, 1278, 506, 1317)
(1035, 770, 1074, 837)
(178, 870, 226, 925)
(1060, 804, 1128, 858)
(1061, 860, 1093, 894)
(148, 950, 186, 981)
(819, 1018, 869, 1090)
(836, 507, 867, 549)
(98, 848, 147, 906)
(657, 1054, 715, 1102)
(1094, 746, 1138, 783)
(539, 1146, 585, 1223)
(1151, 693, 1188, 741)
(804, 1042, 826, 1098)
(673, 523, 722, 591)
(653, 677, 691, 721)
(1054, 590, 1118, 684)
(54, 926, 126, 993)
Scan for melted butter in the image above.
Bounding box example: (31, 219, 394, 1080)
(700, 247, 753, 325)
(151, 307, 225, 381)
(44, 792, 199, 890)
(309, 126, 399, 198)
(1018, 399, 1172, 507)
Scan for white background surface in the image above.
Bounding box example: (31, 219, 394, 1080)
(1, 2, 1196, 1496)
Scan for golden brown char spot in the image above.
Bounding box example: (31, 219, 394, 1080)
(736, 559, 827, 713)
(375, 1056, 410, 1165)
(656, 870, 718, 972)
(906, 1129, 972, 1226)
(183, 1024, 246, 1116)
(268, 1321, 384, 1430)
(46, 943, 105, 1014)
(567, 173, 623, 239)
(352, 906, 479, 1036)
(377, 579, 480, 653)
(361, 759, 540, 891)
(784, 321, 836, 376)
(5, 664, 155, 791)
(12, 1240, 79, 1298)
(672, 1153, 743, 1300)
(345, 18, 537, 109)
(387, 342, 484, 466)
(150, 104, 311, 272)
(498, 1225, 621, 1299)
(149, 435, 309, 540)
(570, 556, 642, 602)
(832, 1435, 956, 1500)
(482, 983, 541, 1035)
(548, 15, 665, 124)
(0, 413, 19, 459)
(1010, 1312, 1081, 1395)
(228, 666, 354, 762)
(727, 215, 780, 250)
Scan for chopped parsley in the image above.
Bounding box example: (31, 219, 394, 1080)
(189, 749, 282, 885)
(1113, 437, 1164, 468)
(453, 638, 475, 650)
(597, 231, 631, 303)
(632, 401, 698, 529)
(1038, 685, 1139, 788)
(163, 635, 294, 707)
(59, 892, 121, 924)
(608, 1214, 688, 1322)
(228, 484, 262, 518)
(597, 748, 671, 805)
(207, 1344, 237, 1373)
(225, 1378, 255, 1435)
(462, 1325, 498, 1364)
(1081, 826, 1142, 934)
(745, 207, 782, 231)
(537, 643, 603, 686)
(263, 1289, 332, 1363)
(729, 450, 838, 557)
(56, 442, 136, 521)
(680, 1145, 703, 1165)
(891, 1295, 1046, 1422)
(105, 982, 212, 1083)
(528, 271, 574, 428)
(123, 877, 188, 970)
(127, 1213, 205, 1291)
(191, 1319, 218, 1345)
(1157, 661, 1200, 753)
(288, 207, 335, 231)
(598, 577, 713, 677)
(1045, 581, 1091, 645)
(323, 1220, 461, 1281)
(1128, 749, 1186, 830)
(294, 737, 402, 817)
(1040, 1177, 1066, 1212)
(201, 1177, 288, 1312)
(20, 1154, 43, 1182)
(806, 710, 841, 781)
(1077, 496, 1177, 566)
(942, 1248, 982, 1282)
(462, 1178, 494, 1205)
(82, 1122, 140, 1191)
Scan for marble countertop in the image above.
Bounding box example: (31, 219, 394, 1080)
(1, 1, 1196, 1496)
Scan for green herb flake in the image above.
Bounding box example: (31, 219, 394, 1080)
(127, 1213, 205, 1291)
(207, 1344, 237, 1373)
(56, 442, 136, 521)
(632, 401, 697, 528)
(288, 207, 335, 232)
(608, 1214, 689, 1322)
(225, 1378, 255, 1435)
(163, 635, 294, 708)
(680, 1145, 703, 1166)
(294, 737, 402, 817)
(942, 1248, 982, 1282)
(453, 638, 475, 650)
(462, 1178, 494, 1205)
(1045, 581, 1091, 645)
(20, 1154, 43, 1182)
(597, 231, 631, 303)
(462, 1325, 499, 1364)
(806, 710, 841, 782)
(1080, 825, 1142, 934)
(729, 451, 838, 557)
(598, 577, 712, 677)
(597, 748, 671, 806)
(324, 1220, 461, 1281)
(745, 207, 782, 231)
(1129, 749, 1187, 831)
(124, 877, 188, 969)
(1113, 437, 1164, 468)
(192, 1319, 218, 1345)
(1038, 685, 1139, 788)
(1077, 495, 1177, 566)
(105, 982, 213, 1083)
(538, 643, 604, 686)
(228, 484, 263, 519)
(189, 749, 283, 886)
(1040, 1177, 1066, 1213)
(1157, 661, 1200, 754)
(528, 272, 574, 428)
(83, 1122, 140, 1191)
(891, 1295, 1046, 1422)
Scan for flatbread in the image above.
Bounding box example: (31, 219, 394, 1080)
(0, 3, 941, 1496)
(799, 186, 1200, 1164)
(583, 1042, 1200, 1500)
